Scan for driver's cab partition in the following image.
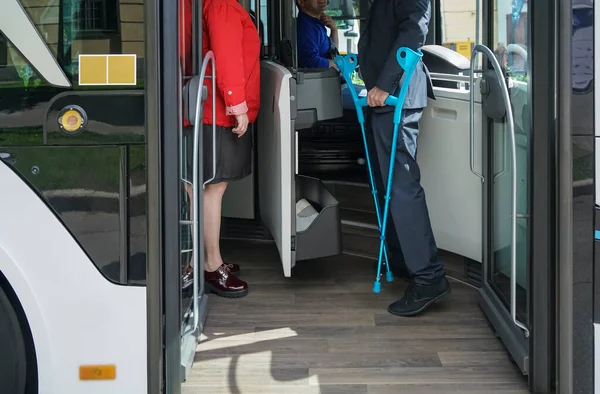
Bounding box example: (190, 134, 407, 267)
(258, 60, 344, 276)
(258, 0, 346, 273)
(417, 45, 485, 284)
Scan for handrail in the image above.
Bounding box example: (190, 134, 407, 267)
(203, 55, 217, 188)
(472, 44, 529, 338)
(429, 72, 471, 83)
(182, 50, 216, 338)
(469, 51, 485, 183)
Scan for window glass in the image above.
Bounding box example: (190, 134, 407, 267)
(322, 0, 366, 54)
(438, 0, 482, 65)
(325, 0, 368, 19)
(259, 0, 268, 46)
(0, 0, 144, 89)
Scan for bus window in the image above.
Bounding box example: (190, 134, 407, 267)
(2, 0, 144, 89)
(437, 0, 482, 64)
(323, 0, 362, 54)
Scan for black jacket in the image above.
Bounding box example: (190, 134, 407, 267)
(358, 0, 435, 110)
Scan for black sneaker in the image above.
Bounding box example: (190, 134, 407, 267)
(387, 276, 451, 317)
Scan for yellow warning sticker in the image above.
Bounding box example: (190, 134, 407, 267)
(78, 54, 137, 86)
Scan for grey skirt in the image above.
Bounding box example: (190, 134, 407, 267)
(183, 124, 253, 185)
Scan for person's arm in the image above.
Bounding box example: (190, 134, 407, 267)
(375, 0, 430, 95)
(205, 4, 247, 116)
(330, 29, 339, 48)
(320, 14, 339, 47)
(297, 26, 333, 69)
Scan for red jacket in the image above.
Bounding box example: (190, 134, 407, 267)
(180, 0, 261, 128)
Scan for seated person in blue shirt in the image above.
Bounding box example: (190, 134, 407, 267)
(296, 0, 364, 110)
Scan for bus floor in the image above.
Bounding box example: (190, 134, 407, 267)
(182, 237, 529, 394)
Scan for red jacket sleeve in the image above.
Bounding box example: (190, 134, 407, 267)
(205, 4, 248, 116)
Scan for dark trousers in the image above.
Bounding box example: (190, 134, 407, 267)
(365, 108, 445, 284)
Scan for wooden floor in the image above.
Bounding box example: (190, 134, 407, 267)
(182, 239, 529, 394)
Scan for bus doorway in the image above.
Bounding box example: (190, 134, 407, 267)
(0, 0, 588, 392)
(182, 0, 559, 393)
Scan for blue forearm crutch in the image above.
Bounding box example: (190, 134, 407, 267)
(334, 47, 424, 293)
(334, 53, 394, 289)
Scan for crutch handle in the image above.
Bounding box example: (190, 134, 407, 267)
(334, 48, 422, 124)
(355, 95, 398, 108)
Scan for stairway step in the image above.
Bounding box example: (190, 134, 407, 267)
(323, 181, 376, 212)
(340, 208, 378, 227)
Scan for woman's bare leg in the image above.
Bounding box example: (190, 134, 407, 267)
(203, 182, 228, 271)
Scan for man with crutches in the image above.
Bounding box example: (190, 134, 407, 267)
(358, 0, 451, 316)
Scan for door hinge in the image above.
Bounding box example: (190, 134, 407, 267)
(291, 235, 296, 251)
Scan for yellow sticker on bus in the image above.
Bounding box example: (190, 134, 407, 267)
(79, 364, 117, 380)
(78, 54, 137, 86)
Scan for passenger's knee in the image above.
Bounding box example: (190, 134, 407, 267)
(206, 182, 228, 195)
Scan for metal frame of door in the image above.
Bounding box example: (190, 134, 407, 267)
(146, 0, 187, 392)
(476, 0, 557, 392)
(147, 0, 213, 391)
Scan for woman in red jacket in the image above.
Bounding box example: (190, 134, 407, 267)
(180, 0, 260, 298)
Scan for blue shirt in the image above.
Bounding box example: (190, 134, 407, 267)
(296, 11, 331, 69)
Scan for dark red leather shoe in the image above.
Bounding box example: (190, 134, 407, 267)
(225, 263, 240, 274)
(205, 264, 248, 298)
(182, 263, 193, 290)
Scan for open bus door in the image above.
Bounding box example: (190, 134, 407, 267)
(0, 0, 196, 392)
(416, 0, 555, 390)
(147, 0, 209, 392)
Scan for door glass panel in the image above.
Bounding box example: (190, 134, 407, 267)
(489, 0, 530, 326)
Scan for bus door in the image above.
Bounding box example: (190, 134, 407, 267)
(418, 0, 555, 391)
(475, 2, 555, 391)
(147, 0, 209, 392)
(0, 0, 185, 393)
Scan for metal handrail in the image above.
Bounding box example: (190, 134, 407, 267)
(203, 59, 217, 188)
(472, 44, 529, 338)
(429, 72, 472, 83)
(469, 52, 485, 183)
(182, 50, 216, 338)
